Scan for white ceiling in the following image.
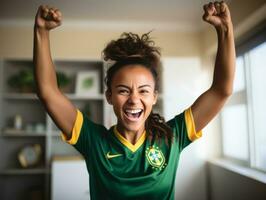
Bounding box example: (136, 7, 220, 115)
(0, 0, 224, 31)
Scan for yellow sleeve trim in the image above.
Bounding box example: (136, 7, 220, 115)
(61, 109, 83, 145)
(184, 107, 202, 142)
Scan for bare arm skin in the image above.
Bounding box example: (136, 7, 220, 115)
(191, 1, 236, 132)
(33, 5, 76, 139)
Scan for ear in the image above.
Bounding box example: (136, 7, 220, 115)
(105, 91, 113, 105)
(153, 90, 158, 105)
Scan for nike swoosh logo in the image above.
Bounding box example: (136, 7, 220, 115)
(106, 152, 123, 159)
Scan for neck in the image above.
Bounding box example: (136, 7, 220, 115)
(116, 124, 145, 145)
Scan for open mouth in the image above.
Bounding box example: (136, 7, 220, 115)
(124, 109, 143, 120)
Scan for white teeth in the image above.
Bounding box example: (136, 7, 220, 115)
(125, 109, 142, 114)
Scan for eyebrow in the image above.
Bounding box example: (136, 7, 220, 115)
(115, 84, 152, 89)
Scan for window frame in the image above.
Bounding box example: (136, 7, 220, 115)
(220, 20, 266, 172)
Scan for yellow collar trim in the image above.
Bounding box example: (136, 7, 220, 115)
(114, 126, 146, 153)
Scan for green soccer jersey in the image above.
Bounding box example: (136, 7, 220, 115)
(61, 107, 202, 200)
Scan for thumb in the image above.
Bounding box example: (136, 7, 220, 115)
(202, 12, 216, 23)
(202, 13, 210, 22)
(202, 2, 216, 22)
(35, 5, 43, 19)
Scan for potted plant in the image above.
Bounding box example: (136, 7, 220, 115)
(7, 69, 36, 93)
(7, 70, 71, 93)
(56, 71, 71, 91)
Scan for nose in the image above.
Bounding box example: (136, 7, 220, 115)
(127, 91, 140, 104)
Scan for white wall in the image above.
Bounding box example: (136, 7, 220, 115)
(162, 57, 209, 200)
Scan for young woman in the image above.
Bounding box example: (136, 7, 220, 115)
(33, 1, 235, 199)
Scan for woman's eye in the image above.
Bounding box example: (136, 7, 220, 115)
(118, 90, 129, 95)
(140, 90, 149, 94)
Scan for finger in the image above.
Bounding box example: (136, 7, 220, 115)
(49, 7, 58, 15)
(202, 13, 210, 22)
(53, 9, 62, 19)
(210, 2, 218, 15)
(40, 5, 49, 12)
(44, 12, 53, 20)
(205, 2, 217, 15)
(220, 1, 227, 13)
(43, 5, 50, 14)
(55, 15, 62, 23)
(43, 11, 50, 20)
(208, 2, 214, 10)
(52, 12, 61, 22)
(214, 1, 221, 14)
(55, 9, 62, 18)
(36, 5, 45, 17)
(50, 9, 62, 22)
(203, 4, 211, 21)
(203, 4, 209, 13)
(40, 5, 51, 19)
(202, 12, 215, 23)
(49, 9, 56, 17)
(203, 2, 215, 21)
(44, 6, 58, 21)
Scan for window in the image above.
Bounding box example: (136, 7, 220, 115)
(221, 56, 249, 164)
(221, 28, 266, 172)
(249, 42, 266, 171)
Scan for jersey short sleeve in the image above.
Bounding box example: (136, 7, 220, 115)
(61, 109, 106, 157)
(167, 107, 202, 152)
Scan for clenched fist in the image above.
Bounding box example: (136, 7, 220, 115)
(35, 5, 62, 30)
(202, 1, 232, 31)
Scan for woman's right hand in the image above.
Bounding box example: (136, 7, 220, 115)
(35, 5, 62, 30)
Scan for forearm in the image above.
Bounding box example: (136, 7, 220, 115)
(33, 27, 59, 98)
(211, 23, 236, 96)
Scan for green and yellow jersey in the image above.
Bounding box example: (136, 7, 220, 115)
(62, 107, 202, 200)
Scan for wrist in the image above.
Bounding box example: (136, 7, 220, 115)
(215, 22, 233, 37)
(34, 25, 50, 36)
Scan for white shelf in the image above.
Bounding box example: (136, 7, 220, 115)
(2, 129, 46, 137)
(0, 58, 106, 200)
(3, 93, 38, 100)
(65, 93, 104, 100)
(0, 168, 48, 175)
(2, 93, 104, 100)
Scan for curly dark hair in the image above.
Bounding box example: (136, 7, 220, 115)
(102, 32, 173, 145)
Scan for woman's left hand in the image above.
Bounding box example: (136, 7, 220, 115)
(202, 1, 232, 31)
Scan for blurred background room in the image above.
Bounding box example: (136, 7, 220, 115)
(0, 0, 265, 199)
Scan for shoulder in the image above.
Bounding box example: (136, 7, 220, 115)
(166, 110, 185, 129)
(166, 107, 202, 142)
(62, 109, 108, 145)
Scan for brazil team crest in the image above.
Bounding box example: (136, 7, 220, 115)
(145, 145, 167, 170)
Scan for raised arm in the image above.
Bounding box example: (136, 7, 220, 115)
(191, 1, 236, 132)
(33, 5, 76, 139)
